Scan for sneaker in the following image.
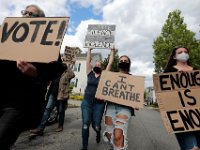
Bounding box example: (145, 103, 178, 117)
(30, 128, 43, 135)
(96, 131, 101, 143)
(103, 132, 110, 142)
(103, 132, 114, 150)
(55, 126, 63, 132)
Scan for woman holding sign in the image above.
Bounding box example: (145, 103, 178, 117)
(103, 55, 135, 150)
(164, 45, 200, 150)
(80, 48, 115, 150)
(0, 4, 66, 150)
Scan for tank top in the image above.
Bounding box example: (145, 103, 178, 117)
(84, 71, 100, 100)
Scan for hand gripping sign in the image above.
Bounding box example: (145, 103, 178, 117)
(153, 70, 200, 134)
(0, 17, 69, 63)
(95, 71, 145, 109)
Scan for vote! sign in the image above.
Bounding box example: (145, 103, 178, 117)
(84, 24, 116, 49)
(0, 17, 69, 62)
(153, 70, 200, 134)
(95, 71, 145, 108)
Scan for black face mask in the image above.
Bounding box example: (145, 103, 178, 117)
(118, 62, 130, 71)
(93, 67, 102, 74)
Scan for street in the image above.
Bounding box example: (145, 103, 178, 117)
(12, 101, 180, 150)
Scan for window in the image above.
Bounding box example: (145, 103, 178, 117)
(78, 63, 81, 72)
(73, 63, 78, 72)
(75, 78, 78, 87)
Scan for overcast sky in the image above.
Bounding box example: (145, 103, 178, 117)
(1, 0, 200, 87)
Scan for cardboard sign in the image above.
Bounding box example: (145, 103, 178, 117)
(153, 70, 200, 134)
(84, 24, 116, 49)
(0, 17, 69, 62)
(63, 46, 79, 64)
(95, 71, 145, 108)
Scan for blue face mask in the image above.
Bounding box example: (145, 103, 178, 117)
(176, 52, 189, 62)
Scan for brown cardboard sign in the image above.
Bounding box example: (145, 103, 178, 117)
(84, 24, 116, 49)
(0, 17, 69, 62)
(63, 46, 79, 64)
(153, 70, 200, 134)
(95, 71, 145, 108)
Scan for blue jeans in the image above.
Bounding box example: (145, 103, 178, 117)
(57, 99, 68, 127)
(104, 103, 132, 150)
(38, 94, 57, 129)
(176, 131, 200, 150)
(81, 98, 105, 149)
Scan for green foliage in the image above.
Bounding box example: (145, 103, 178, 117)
(102, 49, 119, 72)
(69, 83, 75, 94)
(153, 10, 200, 72)
(144, 90, 147, 99)
(150, 102, 158, 108)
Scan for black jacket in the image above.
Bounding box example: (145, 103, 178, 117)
(0, 56, 66, 111)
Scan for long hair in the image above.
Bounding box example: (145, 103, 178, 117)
(119, 55, 131, 72)
(164, 45, 190, 71)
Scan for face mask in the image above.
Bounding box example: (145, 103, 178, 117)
(176, 52, 189, 62)
(118, 62, 130, 71)
(93, 67, 102, 74)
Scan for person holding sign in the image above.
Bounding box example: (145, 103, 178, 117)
(80, 48, 115, 150)
(30, 67, 75, 135)
(103, 55, 135, 150)
(164, 45, 200, 150)
(0, 4, 66, 150)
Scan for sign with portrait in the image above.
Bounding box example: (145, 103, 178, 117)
(95, 71, 145, 108)
(84, 24, 116, 49)
(153, 70, 200, 134)
(0, 17, 69, 62)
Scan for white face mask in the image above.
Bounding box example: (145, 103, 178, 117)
(176, 52, 189, 62)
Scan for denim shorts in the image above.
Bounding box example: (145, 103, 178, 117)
(104, 103, 132, 150)
(175, 131, 200, 150)
(105, 103, 132, 120)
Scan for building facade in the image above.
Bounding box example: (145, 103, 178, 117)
(145, 86, 156, 105)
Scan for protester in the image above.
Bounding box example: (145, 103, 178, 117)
(81, 48, 115, 150)
(0, 4, 66, 150)
(164, 45, 200, 150)
(103, 55, 136, 150)
(56, 67, 75, 131)
(30, 67, 75, 135)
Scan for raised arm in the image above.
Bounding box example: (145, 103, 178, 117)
(86, 48, 93, 75)
(105, 47, 115, 71)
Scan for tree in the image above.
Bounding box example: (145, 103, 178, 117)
(102, 49, 119, 72)
(153, 10, 200, 73)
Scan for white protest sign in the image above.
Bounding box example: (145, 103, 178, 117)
(96, 71, 145, 108)
(0, 17, 69, 62)
(153, 70, 200, 134)
(84, 24, 116, 49)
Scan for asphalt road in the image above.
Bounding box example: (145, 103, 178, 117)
(12, 101, 180, 150)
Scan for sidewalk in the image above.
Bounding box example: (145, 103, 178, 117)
(68, 99, 81, 107)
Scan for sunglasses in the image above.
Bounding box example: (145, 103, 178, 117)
(21, 10, 39, 17)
